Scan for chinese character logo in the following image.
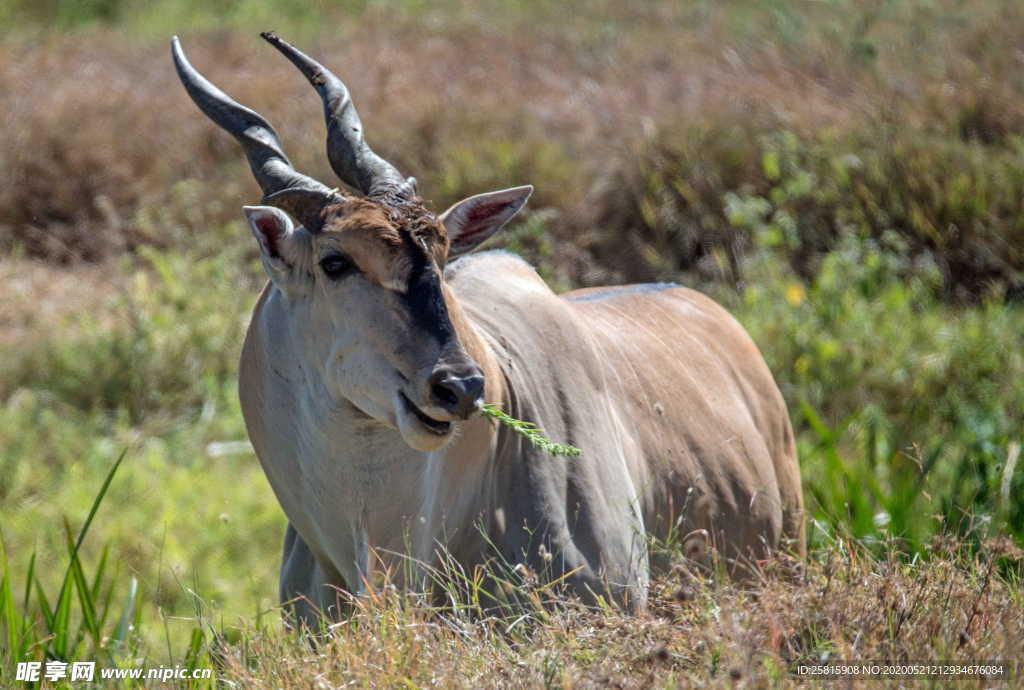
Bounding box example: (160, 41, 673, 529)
(71, 662, 96, 681)
(16, 662, 42, 682)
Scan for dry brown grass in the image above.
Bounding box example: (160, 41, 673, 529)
(6, 2, 1021, 259)
(4, 3, 1024, 297)
(210, 540, 1022, 688)
(0, 257, 114, 345)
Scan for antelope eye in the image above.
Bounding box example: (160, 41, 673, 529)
(319, 254, 353, 280)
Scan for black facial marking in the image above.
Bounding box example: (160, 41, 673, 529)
(402, 233, 456, 343)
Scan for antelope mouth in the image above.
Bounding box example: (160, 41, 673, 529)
(399, 392, 452, 436)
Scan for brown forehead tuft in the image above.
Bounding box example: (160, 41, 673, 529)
(318, 199, 398, 245)
(320, 197, 447, 253)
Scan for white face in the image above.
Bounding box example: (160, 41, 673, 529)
(306, 243, 469, 454)
(243, 186, 532, 452)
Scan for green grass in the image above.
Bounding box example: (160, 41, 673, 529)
(0, 240, 284, 675)
(1, 214, 1019, 682)
(0, 451, 217, 686)
(718, 241, 1024, 552)
(2, 447, 1020, 686)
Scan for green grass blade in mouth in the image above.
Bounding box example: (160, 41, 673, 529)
(478, 403, 581, 457)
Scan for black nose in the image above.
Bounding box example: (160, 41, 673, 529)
(429, 367, 485, 419)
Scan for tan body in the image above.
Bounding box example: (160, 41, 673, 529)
(173, 33, 803, 628)
(240, 251, 804, 622)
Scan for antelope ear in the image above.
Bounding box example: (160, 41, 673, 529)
(440, 185, 533, 259)
(244, 205, 298, 274)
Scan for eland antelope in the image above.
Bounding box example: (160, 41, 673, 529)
(172, 33, 804, 627)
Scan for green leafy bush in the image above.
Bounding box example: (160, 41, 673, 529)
(718, 242, 1024, 549)
(579, 127, 1024, 298)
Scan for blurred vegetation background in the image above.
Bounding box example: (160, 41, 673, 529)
(0, 0, 1022, 670)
